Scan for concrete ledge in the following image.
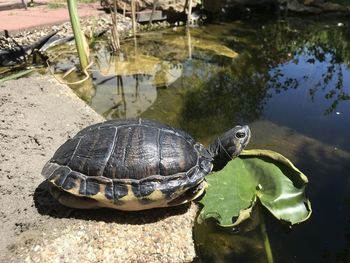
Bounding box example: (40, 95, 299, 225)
(0, 75, 197, 262)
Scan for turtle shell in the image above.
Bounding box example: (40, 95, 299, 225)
(42, 118, 213, 210)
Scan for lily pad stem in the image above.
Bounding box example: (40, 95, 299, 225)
(260, 206, 274, 263)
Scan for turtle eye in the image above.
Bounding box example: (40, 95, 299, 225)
(235, 131, 246, 139)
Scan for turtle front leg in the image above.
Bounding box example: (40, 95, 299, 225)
(167, 181, 207, 207)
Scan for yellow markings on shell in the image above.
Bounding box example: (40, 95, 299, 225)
(145, 189, 166, 201)
(118, 186, 167, 202)
(112, 185, 169, 210)
(119, 185, 138, 202)
(89, 184, 108, 202)
(50, 177, 201, 211)
(50, 179, 81, 196)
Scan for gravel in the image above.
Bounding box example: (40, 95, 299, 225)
(0, 13, 132, 50)
(0, 11, 173, 52)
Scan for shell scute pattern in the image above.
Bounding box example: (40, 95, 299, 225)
(61, 170, 80, 190)
(103, 182, 114, 200)
(131, 180, 158, 198)
(112, 183, 129, 200)
(42, 118, 213, 210)
(52, 166, 71, 187)
(102, 124, 160, 180)
(62, 119, 202, 180)
(68, 126, 117, 177)
(85, 177, 103, 196)
(51, 137, 80, 166)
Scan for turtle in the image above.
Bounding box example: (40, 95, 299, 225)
(41, 118, 250, 211)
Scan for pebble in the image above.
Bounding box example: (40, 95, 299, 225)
(33, 245, 41, 252)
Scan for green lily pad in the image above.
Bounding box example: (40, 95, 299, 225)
(199, 149, 312, 227)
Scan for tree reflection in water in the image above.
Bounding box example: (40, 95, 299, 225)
(264, 19, 350, 115)
(176, 17, 350, 141)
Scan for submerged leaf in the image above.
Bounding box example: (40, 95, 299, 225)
(199, 149, 311, 227)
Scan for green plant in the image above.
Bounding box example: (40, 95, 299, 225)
(47, 2, 65, 8)
(0, 68, 34, 83)
(198, 149, 312, 263)
(67, 0, 90, 70)
(199, 149, 311, 226)
(78, 0, 99, 3)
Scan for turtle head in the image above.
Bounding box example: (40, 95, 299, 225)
(209, 125, 251, 171)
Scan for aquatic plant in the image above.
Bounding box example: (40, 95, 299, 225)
(67, 0, 90, 70)
(110, 0, 121, 52)
(198, 149, 312, 262)
(131, 0, 137, 36)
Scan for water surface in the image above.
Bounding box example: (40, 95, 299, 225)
(49, 16, 350, 262)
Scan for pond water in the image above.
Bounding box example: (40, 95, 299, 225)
(49, 15, 350, 262)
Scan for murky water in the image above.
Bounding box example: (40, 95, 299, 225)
(48, 16, 350, 262)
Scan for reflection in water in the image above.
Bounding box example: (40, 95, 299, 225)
(47, 17, 350, 262)
(248, 120, 350, 262)
(255, 19, 350, 151)
(89, 42, 184, 118)
(267, 29, 350, 115)
(90, 73, 157, 119)
(194, 217, 265, 263)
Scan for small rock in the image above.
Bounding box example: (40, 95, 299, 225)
(33, 245, 41, 252)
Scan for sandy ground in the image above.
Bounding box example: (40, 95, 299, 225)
(0, 75, 197, 262)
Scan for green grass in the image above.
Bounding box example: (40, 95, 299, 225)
(78, 0, 99, 3)
(46, 0, 98, 8)
(47, 2, 66, 8)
